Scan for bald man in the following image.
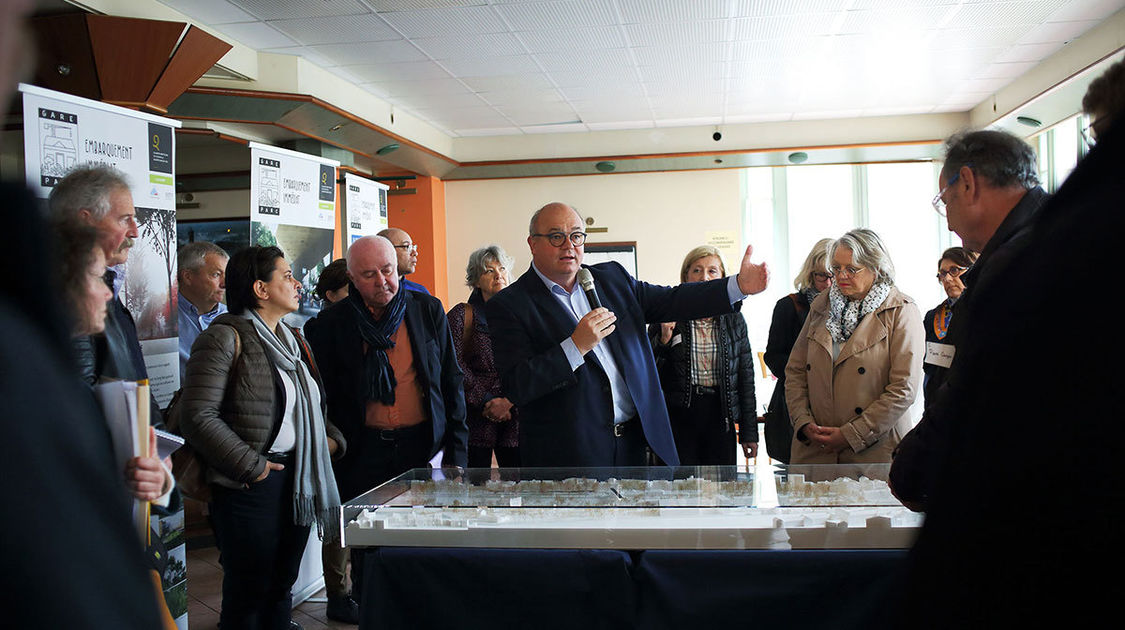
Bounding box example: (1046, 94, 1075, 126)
(487, 202, 768, 468)
(377, 227, 431, 295)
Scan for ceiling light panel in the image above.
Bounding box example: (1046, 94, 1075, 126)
(496, 0, 618, 31)
(268, 13, 402, 45)
(230, 0, 370, 21)
(412, 33, 525, 59)
(379, 5, 507, 37)
(517, 26, 626, 53)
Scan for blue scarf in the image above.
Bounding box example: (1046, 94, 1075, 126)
(345, 283, 408, 404)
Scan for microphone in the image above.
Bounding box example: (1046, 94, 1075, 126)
(576, 268, 602, 309)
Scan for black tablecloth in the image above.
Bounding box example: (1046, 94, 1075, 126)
(359, 547, 907, 630)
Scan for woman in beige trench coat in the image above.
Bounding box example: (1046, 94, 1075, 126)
(784, 229, 924, 464)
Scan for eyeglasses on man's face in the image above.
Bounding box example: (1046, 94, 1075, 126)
(393, 243, 419, 253)
(829, 265, 865, 278)
(932, 171, 963, 217)
(532, 230, 587, 247)
(936, 266, 970, 281)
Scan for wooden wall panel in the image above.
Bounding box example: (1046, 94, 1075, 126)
(86, 14, 185, 106)
(147, 26, 232, 113)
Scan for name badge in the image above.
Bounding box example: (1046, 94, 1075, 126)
(670, 334, 683, 347)
(925, 342, 955, 368)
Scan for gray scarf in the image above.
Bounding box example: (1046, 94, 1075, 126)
(826, 282, 892, 343)
(244, 311, 341, 542)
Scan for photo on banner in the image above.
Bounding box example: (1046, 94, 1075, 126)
(20, 83, 181, 405)
(249, 142, 339, 329)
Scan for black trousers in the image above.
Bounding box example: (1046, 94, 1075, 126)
(669, 392, 736, 466)
(210, 462, 310, 630)
(347, 423, 434, 608)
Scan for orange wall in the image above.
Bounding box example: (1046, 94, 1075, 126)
(387, 175, 448, 305)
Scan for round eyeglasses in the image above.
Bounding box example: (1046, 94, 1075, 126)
(532, 230, 587, 247)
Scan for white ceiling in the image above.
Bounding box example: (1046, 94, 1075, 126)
(155, 0, 1125, 138)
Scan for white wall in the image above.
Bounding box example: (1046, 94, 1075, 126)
(444, 169, 745, 306)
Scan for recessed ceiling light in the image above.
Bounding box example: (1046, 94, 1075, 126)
(595, 161, 615, 173)
(788, 151, 809, 164)
(376, 143, 400, 155)
(1016, 116, 1042, 128)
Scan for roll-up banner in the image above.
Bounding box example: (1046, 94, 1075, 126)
(343, 171, 390, 246)
(249, 142, 339, 328)
(20, 83, 181, 405)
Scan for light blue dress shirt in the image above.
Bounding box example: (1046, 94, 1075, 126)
(532, 264, 747, 425)
(178, 297, 227, 377)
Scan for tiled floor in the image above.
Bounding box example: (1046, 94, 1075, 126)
(186, 546, 355, 629)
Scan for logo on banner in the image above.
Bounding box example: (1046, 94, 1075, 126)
(148, 123, 173, 174)
(258, 156, 281, 216)
(319, 164, 335, 202)
(349, 184, 360, 193)
(37, 107, 79, 187)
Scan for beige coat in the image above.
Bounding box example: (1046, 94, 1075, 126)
(784, 287, 924, 464)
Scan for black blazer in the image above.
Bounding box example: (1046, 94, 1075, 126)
(304, 290, 468, 482)
(486, 261, 737, 468)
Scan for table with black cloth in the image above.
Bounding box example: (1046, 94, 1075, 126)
(357, 547, 906, 629)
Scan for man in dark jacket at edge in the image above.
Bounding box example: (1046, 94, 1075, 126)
(889, 129, 1049, 509)
(304, 234, 468, 619)
(898, 60, 1125, 627)
(0, 0, 163, 626)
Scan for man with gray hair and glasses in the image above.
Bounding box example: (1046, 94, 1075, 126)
(891, 129, 1049, 508)
(177, 241, 229, 375)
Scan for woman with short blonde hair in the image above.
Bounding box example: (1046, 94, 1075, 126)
(784, 229, 924, 464)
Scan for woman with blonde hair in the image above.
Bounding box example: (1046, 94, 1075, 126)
(762, 238, 833, 463)
(649, 245, 757, 465)
(784, 229, 924, 464)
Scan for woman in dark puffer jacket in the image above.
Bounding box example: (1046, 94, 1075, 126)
(649, 245, 757, 466)
(181, 245, 345, 630)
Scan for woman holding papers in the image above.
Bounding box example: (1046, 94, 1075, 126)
(180, 245, 346, 630)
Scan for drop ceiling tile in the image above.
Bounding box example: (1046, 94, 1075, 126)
(838, 6, 951, 35)
(366, 0, 488, 10)
(454, 126, 523, 137)
(730, 14, 839, 40)
(633, 42, 729, 66)
(730, 38, 823, 61)
(479, 87, 566, 107)
(586, 120, 655, 131)
(550, 67, 639, 86)
(559, 83, 648, 100)
(311, 40, 428, 65)
(413, 33, 525, 59)
(645, 79, 725, 96)
(930, 26, 1034, 49)
(268, 13, 402, 44)
(733, 0, 851, 18)
(624, 20, 730, 47)
(1017, 19, 1101, 44)
(534, 48, 635, 73)
(379, 5, 507, 37)
(494, 104, 580, 126)
(1046, 0, 1125, 22)
(617, 0, 732, 23)
(974, 60, 1038, 80)
(461, 74, 555, 92)
(496, 0, 618, 31)
(638, 63, 726, 83)
(390, 91, 489, 110)
(365, 77, 472, 97)
(992, 41, 1064, 63)
(518, 26, 626, 53)
(440, 54, 542, 77)
(229, 0, 370, 20)
(344, 60, 454, 82)
(157, 0, 257, 25)
(215, 21, 299, 49)
(944, 1, 1063, 28)
(521, 122, 590, 134)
